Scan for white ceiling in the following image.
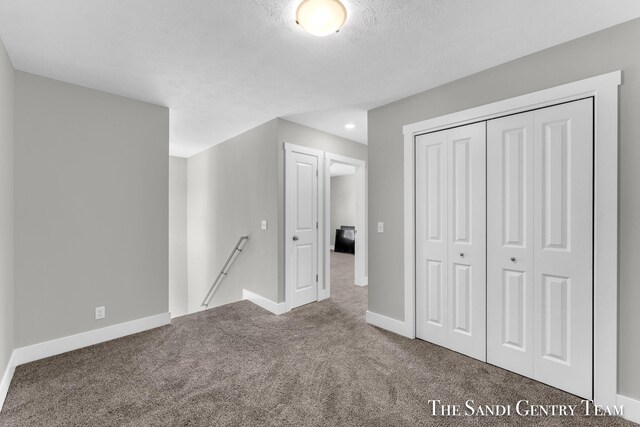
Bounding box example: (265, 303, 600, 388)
(1, 1, 639, 157)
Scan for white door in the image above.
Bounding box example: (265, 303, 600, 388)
(415, 122, 486, 361)
(532, 100, 593, 398)
(286, 149, 319, 309)
(487, 112, 535, 378)
(487, 99, 593, 398)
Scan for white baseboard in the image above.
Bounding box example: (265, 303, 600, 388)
(366, 310, 413, 338)
(0, 352, 16, 412)
(1, 312, 170, 413)
(330, 245, 335, 251)
(355, 276, 368, 287)
(618, 394, 640, 424)
(318, 289, 330, 301)
(243, 289, 285, 315)
(12, 312, 171, 367)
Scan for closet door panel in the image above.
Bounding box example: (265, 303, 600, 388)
(532, 99, 593, 399)
(487, 113, 535, 377)
(416, 131, 449, 346)
(416, 123, 486, 361)
(447, 123, 486, 361)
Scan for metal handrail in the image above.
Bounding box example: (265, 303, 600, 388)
(201, 235, 249, 307)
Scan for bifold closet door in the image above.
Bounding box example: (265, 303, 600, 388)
(415, 122, 486, 361)
(486, 112, 535, 378)
(487, 99, 593, 399)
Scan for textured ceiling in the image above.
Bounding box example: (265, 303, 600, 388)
(1, 1, 639, 157)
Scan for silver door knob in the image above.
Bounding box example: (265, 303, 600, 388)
(292, 235, 300, 241)
(510, 257, 517, 263)
(459, 253, 465, 258)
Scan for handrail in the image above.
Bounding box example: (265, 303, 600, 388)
(201, 235, 249, 307)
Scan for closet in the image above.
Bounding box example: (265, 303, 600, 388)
(415, 98, 593, 399)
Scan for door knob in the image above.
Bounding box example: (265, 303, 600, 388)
(459, 253, 465, 258)
(510, 257, 517, 263)
(292, 235, 300, 241)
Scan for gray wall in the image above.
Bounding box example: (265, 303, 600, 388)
(14, 72, 169, 347)
(0, 40, 14, 380)
(367, 18, 640, 399)
(169, 156, 188, 317)
(330, 175, 355, 246)
(187, 120, 279, 310)
(276, 118, 367, 302)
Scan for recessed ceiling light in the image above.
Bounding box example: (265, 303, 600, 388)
(296, 0, 347, 37)
(345, 123, 355, 129)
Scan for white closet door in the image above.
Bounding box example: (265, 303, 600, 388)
(416, 122, 486, 361)
(416, 130, 449, 347)
(532, 100, 593, 398)
(446, 125, 486, 359)
(487, 112, 535, 377)
(487, 99, 593, 399)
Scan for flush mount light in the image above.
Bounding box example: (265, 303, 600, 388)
(296, 0, 347, 37)
(345, 123, 355, 129)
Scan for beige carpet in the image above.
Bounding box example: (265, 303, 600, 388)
(0, 251, 633, 426)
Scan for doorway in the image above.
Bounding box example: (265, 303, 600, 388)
(327, 162, 357, 297)
(324, 154, 366, 299)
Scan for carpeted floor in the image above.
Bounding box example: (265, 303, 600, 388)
(0, 251, 634, 426)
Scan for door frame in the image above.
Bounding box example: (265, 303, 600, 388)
(401, 71, 621, 406)
(324, 153, 367, 300)
(284, 143, 324, 312)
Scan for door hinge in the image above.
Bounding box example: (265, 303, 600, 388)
(316, 221, 318, 229)
(316, 274, 319, 282)
(316, 169, 318, 177)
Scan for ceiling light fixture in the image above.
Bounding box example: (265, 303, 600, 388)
(345, 123, 355, 129)
(296, 0, 347, 37)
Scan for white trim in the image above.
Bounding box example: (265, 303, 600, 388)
(366, 311, 413, 338)
(284, 142, 325, 311)
(12, 313, 171, 367)
(0, 312, 170, 413)
(242, 289, 286, 315)
(283, 142, 324, 158)
(0, 352, 16, 412)
(618, 394, 640, 424)
(402, 71, 621, 406)
(325, 153, 367, 297)
(329, 245, 335, 251)
(403, 71, 621, 136)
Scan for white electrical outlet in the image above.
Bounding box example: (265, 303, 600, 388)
(377, 222, 384, 233)
(95, 306, 106, 320)
(261, 220, 268, 230)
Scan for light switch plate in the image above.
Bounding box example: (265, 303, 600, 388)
(261, 220, 268, 230)
(377, 222, 384, 233)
